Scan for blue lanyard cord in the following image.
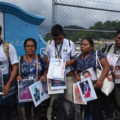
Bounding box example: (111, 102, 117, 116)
(26, 55, 36, 78)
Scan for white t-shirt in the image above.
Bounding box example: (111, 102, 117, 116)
(45, 38, 76, 73)
(0, 43, 18, 74)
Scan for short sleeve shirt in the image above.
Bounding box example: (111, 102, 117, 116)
(0, 43, 18, 74)
(76, 50, 106, 73)
(45, 38, 76, 73)
(20, 55, 47, 80)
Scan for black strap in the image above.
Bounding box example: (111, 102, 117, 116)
(55, 42, 63, 59)
(101, 44, 113, 54)
(19, 56, 23, 76)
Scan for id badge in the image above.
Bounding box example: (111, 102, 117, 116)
(29, 75, 34, 80)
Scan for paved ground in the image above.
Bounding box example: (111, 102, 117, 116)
(10, 105, 114, 120)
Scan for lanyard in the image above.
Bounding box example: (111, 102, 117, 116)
(26, 55, 35, 78)
(55, 42, 63, 59)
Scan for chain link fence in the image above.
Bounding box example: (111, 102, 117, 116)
(51, 0, 120, 51)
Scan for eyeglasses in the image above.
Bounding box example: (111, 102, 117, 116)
(26, 45, 35, 48)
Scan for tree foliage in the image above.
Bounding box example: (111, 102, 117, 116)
(45, 21, 120, 42)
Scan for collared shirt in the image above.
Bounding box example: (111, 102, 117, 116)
(0, 43, 18, 74)
(76, 50, 106, 73)
(45, 38, 76, 73)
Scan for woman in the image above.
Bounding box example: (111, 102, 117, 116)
(17, 38, 49, 120)
(0, 26, 18, 120)
(74, 37, 109, 120)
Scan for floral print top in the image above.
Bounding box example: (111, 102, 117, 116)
(75, 50, 106, 73)
(20, 55, 47, 80)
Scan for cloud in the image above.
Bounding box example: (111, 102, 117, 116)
(0, 0, 52, 34)
(0, 0, 120, 34)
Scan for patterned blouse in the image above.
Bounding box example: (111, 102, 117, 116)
(76, 50, 106, 73)
(20, 55, 47, 80)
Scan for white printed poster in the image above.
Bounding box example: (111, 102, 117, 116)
(47, 58, 66, 80)
(18, 79, 35, 102)
(47, 79, 64, 94)
(73, 83, 86, 105)
(77, 78, 97, 102)
(29, 81, 49, 107)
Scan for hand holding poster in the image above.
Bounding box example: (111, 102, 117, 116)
(29, 81, 49, 107)
(18, 79, 35, 102)
(77, 78, 97, 102)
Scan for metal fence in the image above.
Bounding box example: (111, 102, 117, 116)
(52, 0, 120, 49)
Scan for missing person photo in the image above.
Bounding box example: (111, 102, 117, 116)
(18, 79, 34, 102)
(77, 78, 97, 102)
(73, 83, 86, 104)
(33, 87, 40, 102)
(83, 71, 92, 80)
(82, 68, 97, 81)
(79, 81, 91, 98)
(114, 65, 120, 84)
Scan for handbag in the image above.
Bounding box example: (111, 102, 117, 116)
(96, 51, 114, 96)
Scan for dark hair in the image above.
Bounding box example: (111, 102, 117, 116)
(51, 24, 64, 36)
(24, 38, 37, 49)
(115, 29, 120, 37)
(83, 71, 90, 75)
(81, 37, 94, 47)
(0, 26, 2, 32)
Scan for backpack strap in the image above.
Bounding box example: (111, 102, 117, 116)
(3, 41, 10, 61)
(68, 39, 71, 47)
(3, 41, 12, 72)
(106, 44, 113, 54)
(44, 40, 51, 57)
(101, 44, 113, 55)
(19, 56, 23, 76)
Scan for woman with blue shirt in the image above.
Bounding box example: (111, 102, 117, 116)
(75, 37, 109, 120)
(17, 38, 48, 120)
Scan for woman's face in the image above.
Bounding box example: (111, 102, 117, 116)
(80, 39, 93, 54)
(25, 40, 36, 55)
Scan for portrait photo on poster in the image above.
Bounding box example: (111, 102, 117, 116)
(73, 83, 87, 105)
(77, 78, 97, 102)
(81, 67, 97, 81)
(17, 79, 35, 103)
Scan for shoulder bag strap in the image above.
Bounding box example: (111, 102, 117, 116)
(36, 55, 39, 81)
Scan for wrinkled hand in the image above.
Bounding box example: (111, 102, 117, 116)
(16, 75, 23, 81)
(94, 80, 103, 89)
(40, 75, 46, 82)
(3, 83, 11, 95)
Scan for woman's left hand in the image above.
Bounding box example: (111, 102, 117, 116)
(3, 83, 11, 95)
(40, 75, 46, 82)
(94, 80, 103, 89)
